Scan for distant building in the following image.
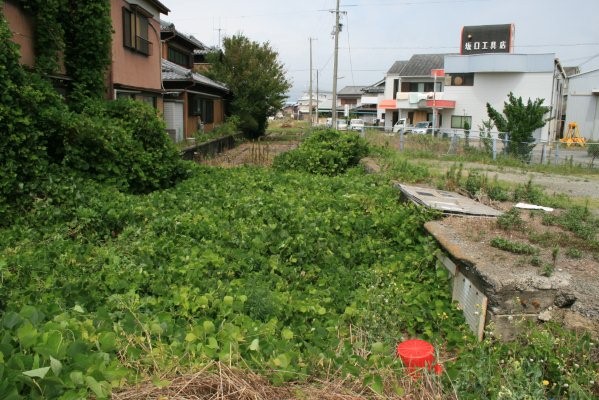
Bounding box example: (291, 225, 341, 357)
(160, 20, 229, 141)
(566, 69, 599, 141)
(296, 91, 334, 121)
(379, 25, 567, 141)
(110, 0, 171, 108)
(359, 79, 385, 124)
(444, 53, 565, 141)
(379, 54, 450, 131)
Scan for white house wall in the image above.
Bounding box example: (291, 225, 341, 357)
(566, 70, 599, 141)
(444, 72, 554, 141)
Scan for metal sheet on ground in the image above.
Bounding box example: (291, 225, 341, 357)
(395, 183, 503, 217)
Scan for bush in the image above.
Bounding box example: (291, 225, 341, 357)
(273, 128, 369, 175)
(62, 99, 191, 193)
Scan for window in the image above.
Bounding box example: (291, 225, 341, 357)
(167, 47, 191, 67)
(446, 73, 474, 86)
(123, 6, 152, 55)
(400, 82, 442, 92)
(116, 91, 135, 100)
(189, 96, 214, 123)
(451, 115, 472, 129)
(139, 95, 157, 109)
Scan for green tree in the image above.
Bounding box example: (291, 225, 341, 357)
(207, 34, 291, 138)
(486, 92, 550, 161)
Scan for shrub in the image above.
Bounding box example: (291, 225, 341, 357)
(513, 179, 546, 205)
(63, 99, 191, 193)
(464, 170, 486, 196)
(497, 208, 525, 231)
(273, 128, 369, 175)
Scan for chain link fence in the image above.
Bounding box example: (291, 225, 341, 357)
(363, 126, 599, 168)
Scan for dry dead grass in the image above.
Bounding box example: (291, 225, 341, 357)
(112, 361, 455, 400)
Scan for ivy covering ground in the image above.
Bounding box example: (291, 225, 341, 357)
(0, 165, 469, 398)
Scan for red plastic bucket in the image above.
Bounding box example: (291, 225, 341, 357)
(396, 339, 435, 371)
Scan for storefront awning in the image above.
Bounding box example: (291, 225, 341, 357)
(426, 99, 456, 109)
(378, 99, 398, 109)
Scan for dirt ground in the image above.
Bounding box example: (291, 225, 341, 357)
(416, 159, 599, 202)
(196, 141, 299, 167)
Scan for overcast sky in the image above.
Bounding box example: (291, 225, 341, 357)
(164, 0, 599, 102)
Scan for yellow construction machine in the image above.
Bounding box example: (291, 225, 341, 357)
(560, 122, 586, 147)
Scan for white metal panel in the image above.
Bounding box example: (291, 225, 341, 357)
(164, 101, 184, 143)
(453, 271, 488, 340)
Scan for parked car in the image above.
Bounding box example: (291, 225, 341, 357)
(392, 118, 412, 133)
(349, 118, 365, 131)
(412, 121, 434, 134)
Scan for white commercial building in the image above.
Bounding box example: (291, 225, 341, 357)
(566, 69, 599, 141)
(444, 53, 564, 142)
(378, 25, 567, 141)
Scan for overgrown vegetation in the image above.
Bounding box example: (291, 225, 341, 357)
(2, 9, 598, 398)
(16, 0, 113, 107)
(0, 13, 189, 223)
(449, 322, 598, 399)
(0, 166, 474, 398)
(273, 128, 369, 175)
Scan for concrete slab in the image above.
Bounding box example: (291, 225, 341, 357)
(426, 220, 576, 340)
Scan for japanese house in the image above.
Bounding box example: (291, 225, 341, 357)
(161, 21, 229, 141)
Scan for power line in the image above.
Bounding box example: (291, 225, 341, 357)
(579, 52, 599, 67)
(344, 11, 355, 87)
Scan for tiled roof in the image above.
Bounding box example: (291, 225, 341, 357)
(399, 54, 447, 77)
(363, 79, 385, 93)
(149, 0, 170, 14)
(161, 59, 228, 92)
(194, 47, 219, 56)
(338, 86, 366, 96)
(387, 54, 452, 77)
(387, 60, 408, 74)
(160, 20, 207, 50)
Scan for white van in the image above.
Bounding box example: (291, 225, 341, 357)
(349, 119, 364, 131)
(392, 118, 408, 133)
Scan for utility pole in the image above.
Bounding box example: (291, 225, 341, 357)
(316, 69, 319, 123)
(309, 37, 315, 126)
(331, 0, 341, 128)
(215, 27, 223, 48)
